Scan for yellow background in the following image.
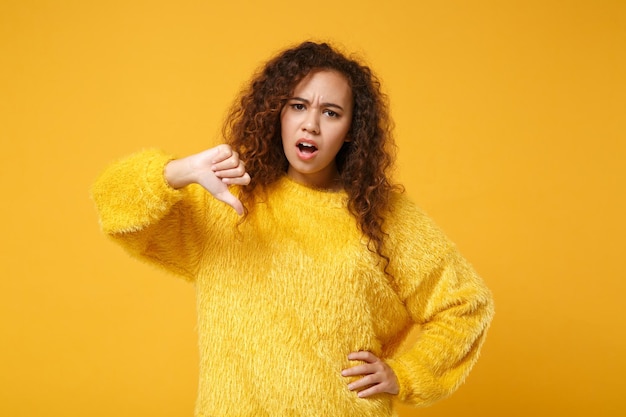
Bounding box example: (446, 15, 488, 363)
(1, 0, 624, 416)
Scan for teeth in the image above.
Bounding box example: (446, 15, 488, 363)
(299, 142, 315, 148)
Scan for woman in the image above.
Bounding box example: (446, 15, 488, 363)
(92, 41, 494, 416)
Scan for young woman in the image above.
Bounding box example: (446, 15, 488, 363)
(92, 41, 494, 417)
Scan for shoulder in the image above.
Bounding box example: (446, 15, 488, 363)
(384, 191, 455, 266)
(385, 191, 443, 236)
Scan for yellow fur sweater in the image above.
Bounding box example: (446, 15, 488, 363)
(92, 149, 494, 417)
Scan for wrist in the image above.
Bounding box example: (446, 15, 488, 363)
(164, 157, 196, 189)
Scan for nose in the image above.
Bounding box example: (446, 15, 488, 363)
(302, 110, 320, 134)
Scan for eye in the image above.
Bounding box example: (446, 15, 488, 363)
(290, 103, 306, 111)
(324, 109, 340, 118)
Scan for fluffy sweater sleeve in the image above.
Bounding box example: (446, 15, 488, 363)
(384, 195, 494, 406)
(90, 149, 211, 280)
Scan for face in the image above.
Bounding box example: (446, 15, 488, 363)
(280, 69, 353, 190)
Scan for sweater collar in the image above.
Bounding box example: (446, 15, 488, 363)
(271, 175, 348, 209)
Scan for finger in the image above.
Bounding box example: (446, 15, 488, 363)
(354, 383, 386, 398)
(221, 172, 251, 186)
(214, 164, 246, 179)
(341, 363, 376, 377)
(211, 144, 234, 164)
(212, 157, 240, 172)
(347, 374, 380, 391)
(347, 351, 378, 363)
(214, 190, 244, 216)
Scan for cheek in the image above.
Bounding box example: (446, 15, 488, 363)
(336, 122, 352, 143)
(279, 116, 288, 141)
(280, 113, 295, 137)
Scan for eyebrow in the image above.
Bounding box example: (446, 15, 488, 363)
(289, 97, 345, 111)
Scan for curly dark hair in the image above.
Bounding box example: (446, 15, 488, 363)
(223, 41, 401, 270)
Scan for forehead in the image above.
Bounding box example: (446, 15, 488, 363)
(292, 70, 353, 103)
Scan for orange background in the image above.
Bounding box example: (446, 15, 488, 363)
(1, 1, 625, 416)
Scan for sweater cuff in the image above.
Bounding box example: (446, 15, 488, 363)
(386, 357, 412, 403)
(386, 357, 441, 407)
(92, 149, 184, 234)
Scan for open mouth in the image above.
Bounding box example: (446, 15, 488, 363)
(297, 142, 318, 154)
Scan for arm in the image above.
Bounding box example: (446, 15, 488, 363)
(91, 145, 250, 279)
(341, 249, 492, 403)
(341, 194, 493, 404)
(386, 247, 494, 406)
(341, 199, 493, 403)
